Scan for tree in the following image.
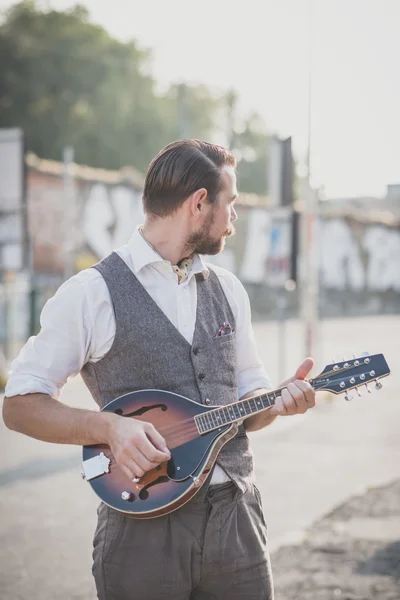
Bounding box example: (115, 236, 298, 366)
(0, 2, 272, 192)
(224, 89, 270, 195)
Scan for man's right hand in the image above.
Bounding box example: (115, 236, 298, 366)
(106, 414, 171, 481)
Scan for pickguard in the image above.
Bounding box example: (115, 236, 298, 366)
(167, 428, 228, 481)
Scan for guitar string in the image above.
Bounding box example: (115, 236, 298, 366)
(103, 372, 366, 455)
(155, 362, 372, 435)
(101, 378, 358, 468)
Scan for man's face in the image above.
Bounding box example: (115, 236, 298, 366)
(187, 166, 238, 256)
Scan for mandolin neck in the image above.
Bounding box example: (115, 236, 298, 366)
(195, 380, 322, 434)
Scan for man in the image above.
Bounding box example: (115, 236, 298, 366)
(3, 139, 316, 599)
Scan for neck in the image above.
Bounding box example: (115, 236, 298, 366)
(195, 378, 321, 434)
(142, 217, 193, 265)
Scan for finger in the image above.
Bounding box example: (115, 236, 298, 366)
(281, 388, 298, 415)
(132, 446, 162, 473)
(294, 357, 315, 380)
(293, 379, 316, 405)
(136, 433, 171, 464)
(144, 423, 171, 455)
(279, 357, 315, 388)
(119, 458, 145, 481)
(269, 395, 287, 415)
(286, 382, 309, 414)
(287, 382, 302, 408)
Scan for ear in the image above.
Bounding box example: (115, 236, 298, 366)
(188, 188, 208, 218)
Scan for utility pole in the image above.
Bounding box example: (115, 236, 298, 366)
(63, 146, 75, 281)
(300, 0, 319, 359)
(177, 83, 188, 139)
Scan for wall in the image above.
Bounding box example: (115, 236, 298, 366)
(26, 165, 400, 322)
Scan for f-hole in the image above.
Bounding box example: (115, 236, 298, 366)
(114, 404, 168, 417)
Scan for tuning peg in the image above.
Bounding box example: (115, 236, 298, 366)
(344, 392, 354, 401)
(361, 351, 370, 357)
(365, 383, 371, 393)
(375, 379, 383, 391)
(355, 386, 362, 397)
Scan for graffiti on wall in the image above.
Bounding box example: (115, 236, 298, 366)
(28, 171, 400, 293)
(319, 219, 400, 292)
(83, 184, 144, 258)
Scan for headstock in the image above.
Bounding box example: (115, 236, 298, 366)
(310, 353, 390, 401)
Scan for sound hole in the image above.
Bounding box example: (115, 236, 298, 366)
(114, 404, 168, 418)
(138, 476, 169, 500)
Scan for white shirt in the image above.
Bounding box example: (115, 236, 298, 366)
(6, 228, 271, 483)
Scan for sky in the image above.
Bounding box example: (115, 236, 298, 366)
(1, 0, 399, 198)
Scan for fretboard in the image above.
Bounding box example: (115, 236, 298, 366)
(194, 378, 323, 434)
(195, 387, 285, 434)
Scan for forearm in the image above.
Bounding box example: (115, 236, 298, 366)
(242, 388, 278, 432)
(2, 393, 115, 446)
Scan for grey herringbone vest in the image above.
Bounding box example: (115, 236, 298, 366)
(80, 252, 254, 492)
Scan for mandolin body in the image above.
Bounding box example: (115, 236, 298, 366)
(82, 389, 238, 518)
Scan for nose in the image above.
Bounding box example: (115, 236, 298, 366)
(230, 207, 238, 222)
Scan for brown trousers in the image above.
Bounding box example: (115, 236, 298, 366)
(92, 481, 274, 600)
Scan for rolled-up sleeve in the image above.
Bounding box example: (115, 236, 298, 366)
(5, 277, 92, 400)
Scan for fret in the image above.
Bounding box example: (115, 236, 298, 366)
(208, 411, 217, 429)
(196, 416, 203, 433)
(198, 415, 206, 433)
(210, 411, 218, 429)
(197, 387, 288, 433)
(255, 395, 265, 410)
(200, 413, 207, 431)
(229, 405, 237, 420)
(263, 393, 272, 407)
(204, 411, 213, 430)
(214, 410, 223, 426)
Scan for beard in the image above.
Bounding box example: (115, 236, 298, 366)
(185, 209, 236, 256)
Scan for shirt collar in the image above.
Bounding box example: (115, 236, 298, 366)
(127, 227, 210, 280)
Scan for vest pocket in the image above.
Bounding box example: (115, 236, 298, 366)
(213, 331, 236, 344)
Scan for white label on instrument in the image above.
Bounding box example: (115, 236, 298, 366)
(82, 452, 110, 481)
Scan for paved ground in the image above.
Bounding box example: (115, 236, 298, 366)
(272, 478, 400, 599)
(0, 315, 399, 599)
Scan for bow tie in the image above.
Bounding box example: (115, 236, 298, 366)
(139, 227, 193, 284)
(172, 257, 193, 284)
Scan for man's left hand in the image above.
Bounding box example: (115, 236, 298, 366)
(270, 357, 316, 416)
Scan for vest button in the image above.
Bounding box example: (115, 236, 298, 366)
(205, 398, 211, 405)
(198, 373, 205, 380)
(193, 347, 199, 355)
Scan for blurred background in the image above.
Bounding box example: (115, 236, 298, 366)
(0, 1, 399, 599)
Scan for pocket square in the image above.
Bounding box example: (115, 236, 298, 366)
(215, 322, 233, 337)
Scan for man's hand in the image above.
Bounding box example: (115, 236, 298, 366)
(106, 415, 171, 481)
(270, 357, 316, 416)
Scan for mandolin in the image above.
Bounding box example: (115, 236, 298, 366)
(82, 353, 390, 518)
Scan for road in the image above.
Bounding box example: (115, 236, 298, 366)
(0, 315, 399, 599)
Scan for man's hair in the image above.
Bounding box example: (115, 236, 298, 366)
(142, 139, 236, 217)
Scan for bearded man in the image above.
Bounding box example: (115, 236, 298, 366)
(3, 139, 316, 599)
